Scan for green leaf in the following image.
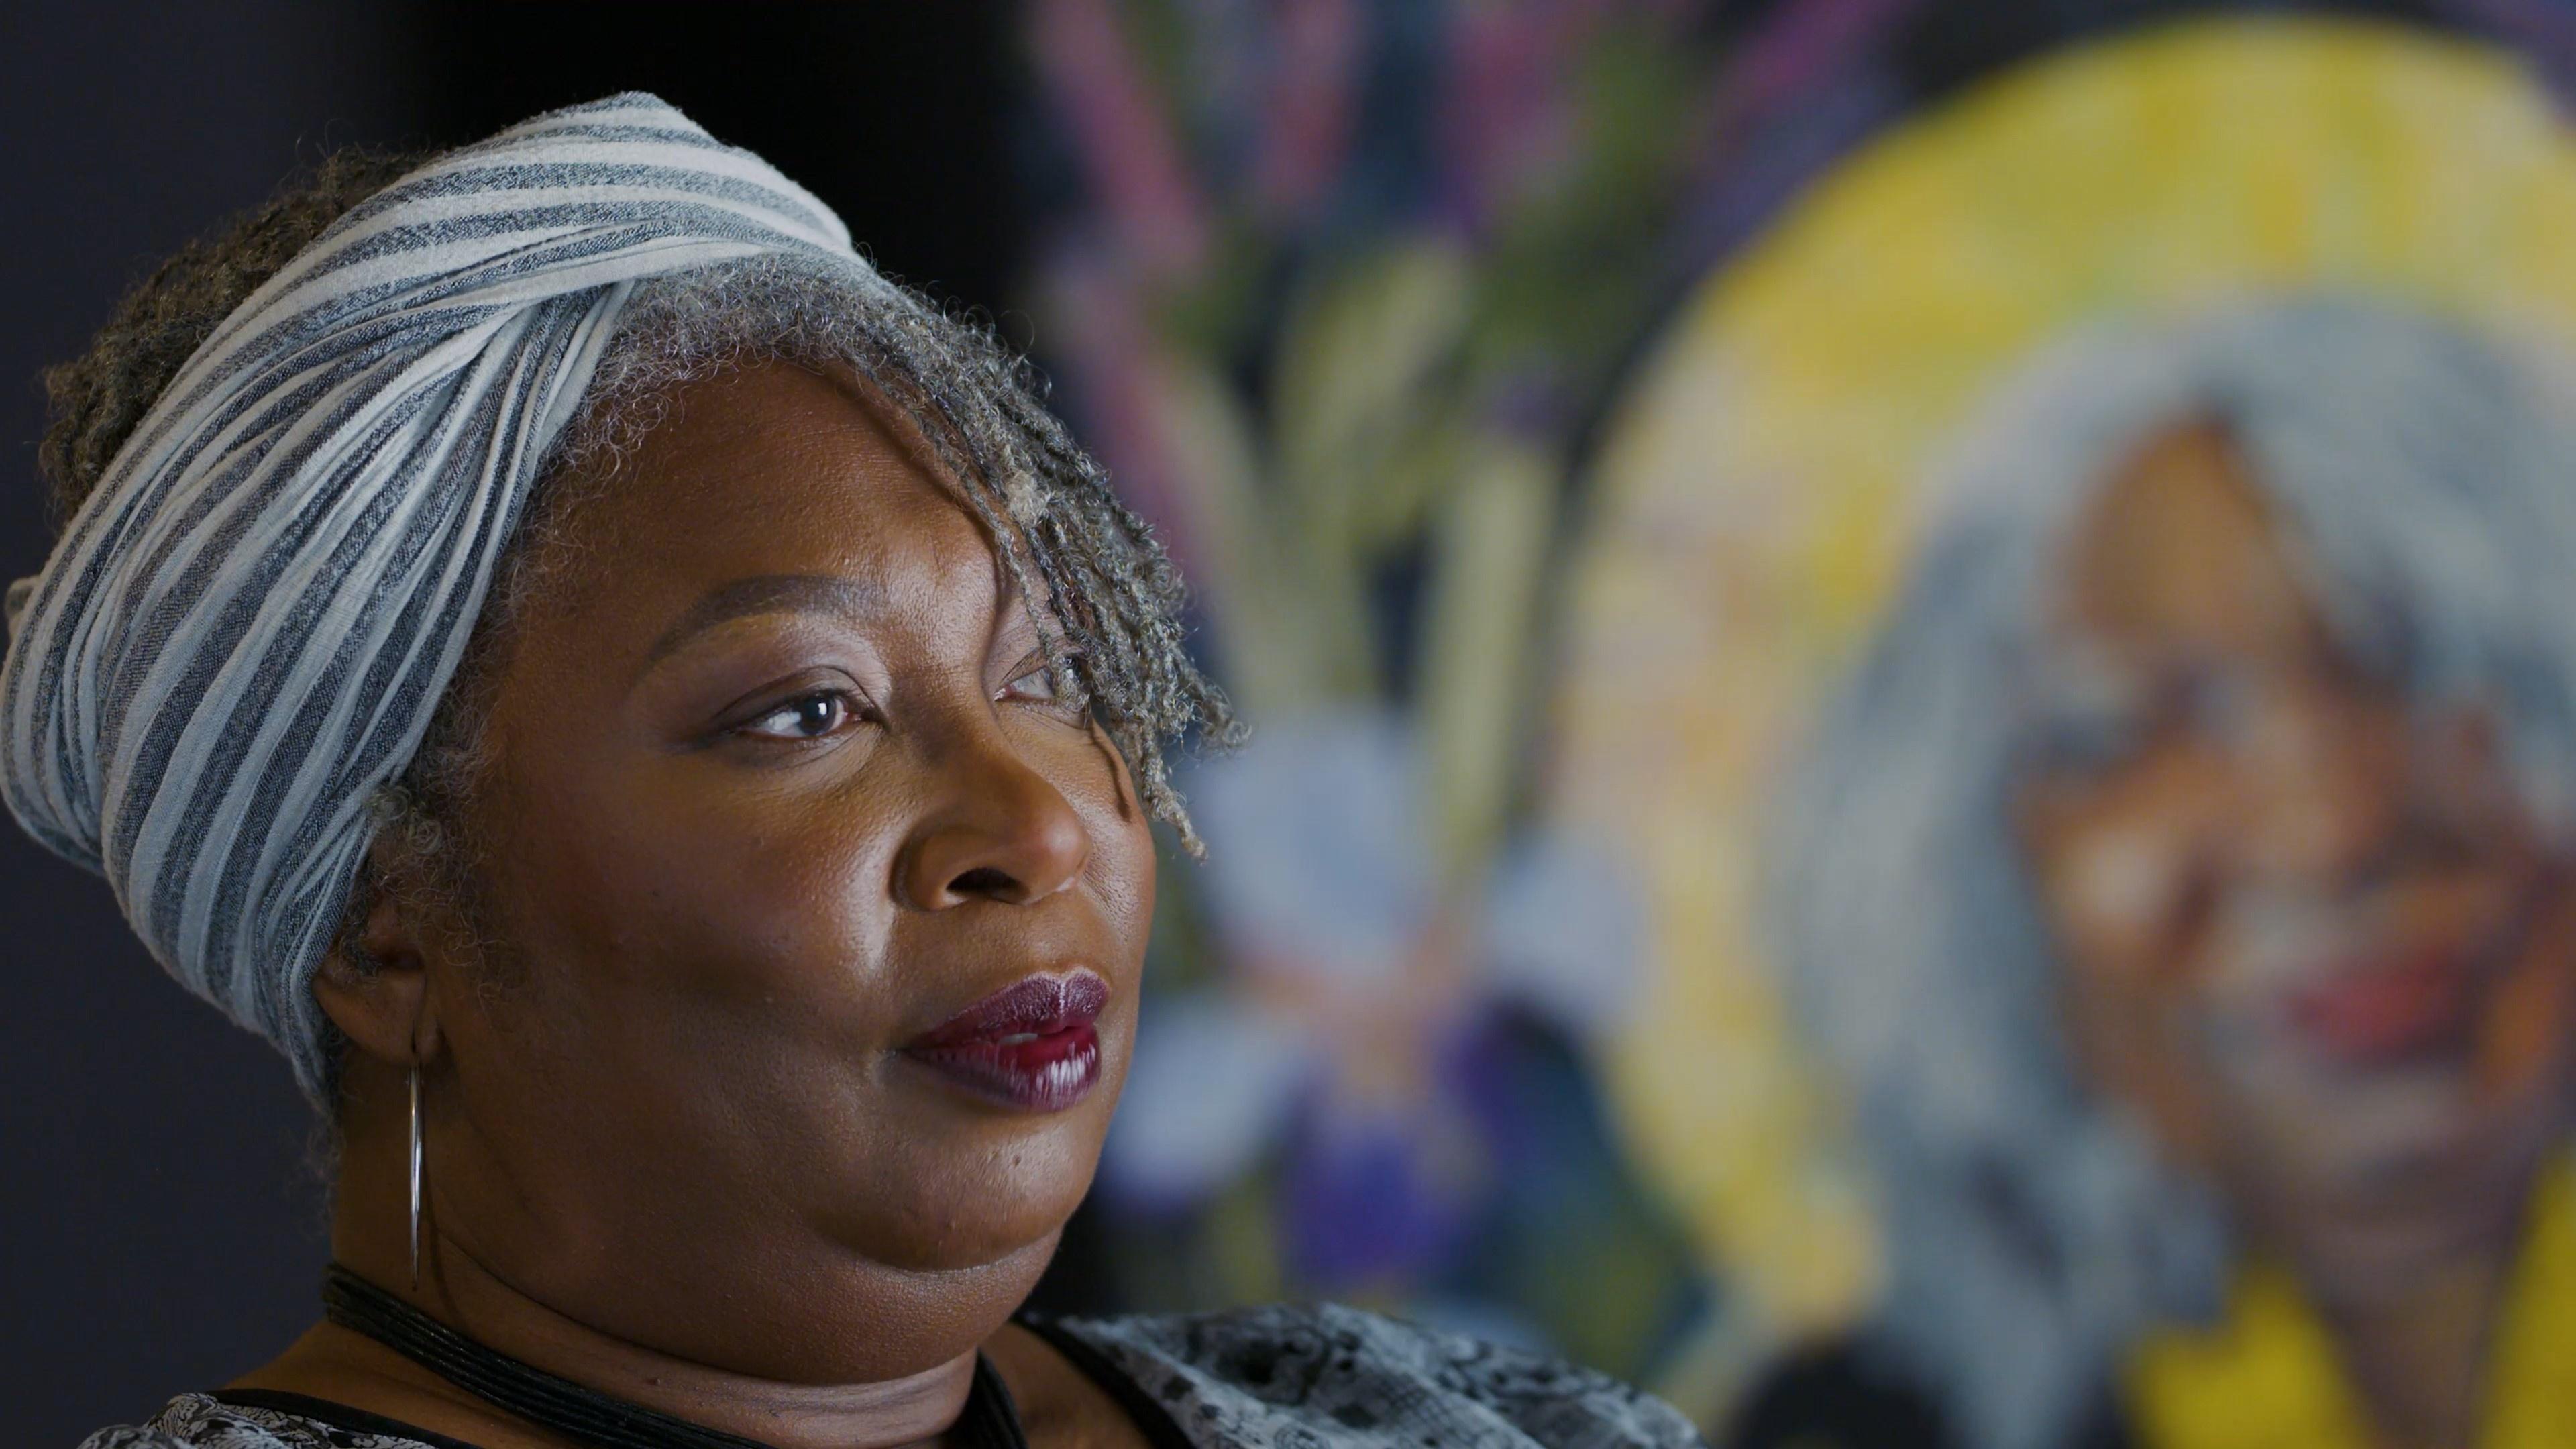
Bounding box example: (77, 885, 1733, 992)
(1417, 431, 1560, 878)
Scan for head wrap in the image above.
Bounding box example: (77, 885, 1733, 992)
(2, 93, 869, 1097)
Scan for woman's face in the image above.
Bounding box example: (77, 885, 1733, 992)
(408, 362, 1155, 1379)
(2010, 423, 2576, 1271)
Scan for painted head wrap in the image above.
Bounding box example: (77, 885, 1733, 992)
(2, 93, 869, 1097)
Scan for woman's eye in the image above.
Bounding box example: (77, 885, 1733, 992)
(1004, 665, 1063, 702)
(1002, 659, 1086, 712)
(741, 691, 854, 741)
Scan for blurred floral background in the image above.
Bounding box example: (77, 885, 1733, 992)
(1020, 0, 1770, 1391)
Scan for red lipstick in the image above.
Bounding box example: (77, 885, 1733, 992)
(2287, 948, 2473, 1066)
(902, 970, 1107, 1112)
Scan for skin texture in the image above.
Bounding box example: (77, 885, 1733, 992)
(237, 362, 1161, 1448)
(2011, 423, 2576, 1448)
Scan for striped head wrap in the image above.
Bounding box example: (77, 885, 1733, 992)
(2, 94, 871, 1098)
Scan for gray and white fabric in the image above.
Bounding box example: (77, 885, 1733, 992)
(1035, 1304, 1708, 1448)
(1, 93, 877, 1098)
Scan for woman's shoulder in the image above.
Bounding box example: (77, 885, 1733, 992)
(1028, 1301, 1708, 1449)
(78, 1393, 451, 1449)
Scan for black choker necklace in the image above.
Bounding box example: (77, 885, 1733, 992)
(321, 1262, 1030, 1449)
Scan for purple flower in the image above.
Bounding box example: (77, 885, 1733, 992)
(1102, 709, 1641, 1291)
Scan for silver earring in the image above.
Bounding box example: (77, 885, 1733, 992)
(408, 1062, 425, 1291)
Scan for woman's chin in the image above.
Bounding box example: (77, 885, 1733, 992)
(827, 1134, 1105, 1275)
(843, 1212, 1073, 1289)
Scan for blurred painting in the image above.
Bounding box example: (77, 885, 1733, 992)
(1555, 14, 2576, 1449)
(1024, 1, 2576, 1444)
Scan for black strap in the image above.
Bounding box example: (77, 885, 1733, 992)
(955, 1353, 1032, 1447)
(321, 1261, 1029, 1449)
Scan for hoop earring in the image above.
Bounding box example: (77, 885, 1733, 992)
(408, 1062, 425, 1291)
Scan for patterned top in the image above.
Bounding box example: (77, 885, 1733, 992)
(78, 1303, 1707, 1449)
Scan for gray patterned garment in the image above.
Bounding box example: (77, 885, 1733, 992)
(80, 1303, 1707, 1448)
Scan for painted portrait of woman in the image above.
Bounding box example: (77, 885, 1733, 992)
(1750, 299, 2576, 1448)
(1547, 15, 2576, 1446)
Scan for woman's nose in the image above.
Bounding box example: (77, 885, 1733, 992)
(896, 737, 1092, 910)
(2235, 680, 2403, 881)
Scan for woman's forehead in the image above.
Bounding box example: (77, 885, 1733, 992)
(2053, 423, 2326, 655)
(541, 364, 1014, 644)
(649, 366, 981, 540)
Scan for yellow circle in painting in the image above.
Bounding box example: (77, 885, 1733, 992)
(1550, 13, 2576, 1352)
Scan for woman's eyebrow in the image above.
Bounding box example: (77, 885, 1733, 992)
(645, 574, 885, 664)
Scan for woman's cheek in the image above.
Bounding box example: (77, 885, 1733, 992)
(2058, 824, 2190, 971)
(998, 718, 1150, 936)
(2020, 786, 2200, 995)
(2470, 874, 2576, 1097)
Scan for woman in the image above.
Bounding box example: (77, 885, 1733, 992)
(15, 96, 1701, 1449)
(1731, 303, 2576, 1449)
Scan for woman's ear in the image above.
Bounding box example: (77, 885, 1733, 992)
(311, 836, 445, 1069)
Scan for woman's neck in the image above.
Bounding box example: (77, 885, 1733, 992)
(241, 1316, 978, 1449)
(288, 1067, 1077, 1448)
(2312, 1250, 2510, 1449)
(2267, 1164, 2547, 1449)
(241, 1227, 1000, 1449)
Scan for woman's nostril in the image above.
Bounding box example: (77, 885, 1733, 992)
(947, 866, 1020, 901)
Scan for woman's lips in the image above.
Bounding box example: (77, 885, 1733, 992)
(2286, 948, 2473, 1066)
(902, 969, 1107, 1112)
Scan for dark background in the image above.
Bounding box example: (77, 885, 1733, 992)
(0, 4, 1019, 1432)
